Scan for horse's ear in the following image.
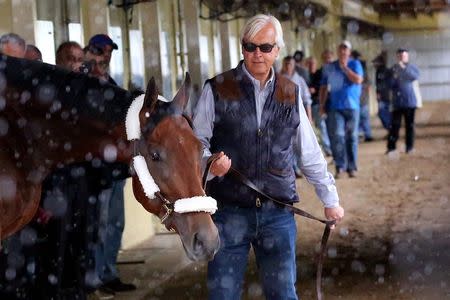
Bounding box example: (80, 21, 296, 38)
(143, 77, 159, 111)
(171, 72, 191, 113)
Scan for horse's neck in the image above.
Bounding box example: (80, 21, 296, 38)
(44, 118, 134, 168)
(5, 94, 134, 175)
(65, 120, 133, 162)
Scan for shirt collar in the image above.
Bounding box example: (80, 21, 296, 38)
(241, 61, 275, 91)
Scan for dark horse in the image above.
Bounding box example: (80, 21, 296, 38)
(0, 55, 219, 261)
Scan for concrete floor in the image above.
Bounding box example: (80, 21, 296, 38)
(115, 233, 192, 300)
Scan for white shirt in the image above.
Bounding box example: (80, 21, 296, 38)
(281, 71, 312, 108)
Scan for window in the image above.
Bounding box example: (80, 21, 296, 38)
(68, 23, 83, 45)
(108, 26, 124, 87)
(129, 29, 145, 90)
(35, 20, 56, 64)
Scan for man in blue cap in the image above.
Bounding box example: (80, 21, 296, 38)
(89, 34, 117, 62)
(86, 34, 118, 85)
(86, 34, 137, 296)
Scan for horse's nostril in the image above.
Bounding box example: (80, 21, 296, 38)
(189, 230, 219, 261)
(193, 232, 205, 253)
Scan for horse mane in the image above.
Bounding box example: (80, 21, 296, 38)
(1, 55, 137, 126)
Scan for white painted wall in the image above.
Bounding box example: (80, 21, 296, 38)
(122, 178, 162, 250)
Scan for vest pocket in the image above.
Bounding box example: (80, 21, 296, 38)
(264, 166, 296, 202)
(268, 166, 292, 177)
(267, 126, 296, 175)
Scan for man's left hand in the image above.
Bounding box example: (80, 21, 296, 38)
(324, 206, 344, 229)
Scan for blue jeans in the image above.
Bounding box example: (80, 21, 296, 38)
(378, 101, 391, 130)
(327, 109, 360, 172)
(95, 180, 125, 284)
(312, 104, 331, 154)
(359, 104, 372, 139)
(207, 202, 298, 300)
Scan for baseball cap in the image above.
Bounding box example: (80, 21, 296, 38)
(396, 47, 408, 53)
(88, 34, 118, 50)
(339, 40, 352, 49)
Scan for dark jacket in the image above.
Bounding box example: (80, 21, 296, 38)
(206, 63, 300, 207)
(375, 65, 391, 103)
(310, 68, 322, 105)
(390, 63, 420, 108)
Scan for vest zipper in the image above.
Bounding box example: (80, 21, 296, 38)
(256, 128, 263, 207)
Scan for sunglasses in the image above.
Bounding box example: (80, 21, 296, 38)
(242, 42, 276, 53)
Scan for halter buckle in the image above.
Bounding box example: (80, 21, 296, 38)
(160, 203, 173, 224)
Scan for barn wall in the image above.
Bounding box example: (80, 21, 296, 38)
(384, 29, 450, 102)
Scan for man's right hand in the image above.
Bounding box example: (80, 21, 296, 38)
(211, 151, 231, 177)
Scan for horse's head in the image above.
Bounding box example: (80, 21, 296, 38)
(126, 73, 219, 261)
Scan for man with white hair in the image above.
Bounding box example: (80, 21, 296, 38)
(0, 33, 26, 58)
(193, 14, 344, 299)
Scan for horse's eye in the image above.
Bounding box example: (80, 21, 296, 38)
(151, 152, 161, 161)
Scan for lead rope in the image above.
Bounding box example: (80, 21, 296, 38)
(202, 158, 334, 300)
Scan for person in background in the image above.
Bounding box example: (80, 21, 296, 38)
(293, 49, 310, 84)
(86, 34, 118, 85)
(319, 40, 364, 178)
(307, 51, 333, 157)
(280, 55, 312, 121)
(0, 32, 26, 58)
(351, 50, 373, 142)
(84, 45, 110, 81)
(193, 14, 344, 300)
(387, 48, 420, 154)
(280, 55, 312, 178)
(24, 44, 42, 61)
(85, 34, 136, 296)
(373, 51, 392, 133)
(29, 40, 104, 300)
(56, 41, 84, 73)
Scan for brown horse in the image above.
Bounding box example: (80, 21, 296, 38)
(0, 55, 219, 261)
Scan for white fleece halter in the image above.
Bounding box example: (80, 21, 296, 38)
(125, 94, 217, 215)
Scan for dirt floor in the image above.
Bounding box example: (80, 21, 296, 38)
(122, 101, 450, 300)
